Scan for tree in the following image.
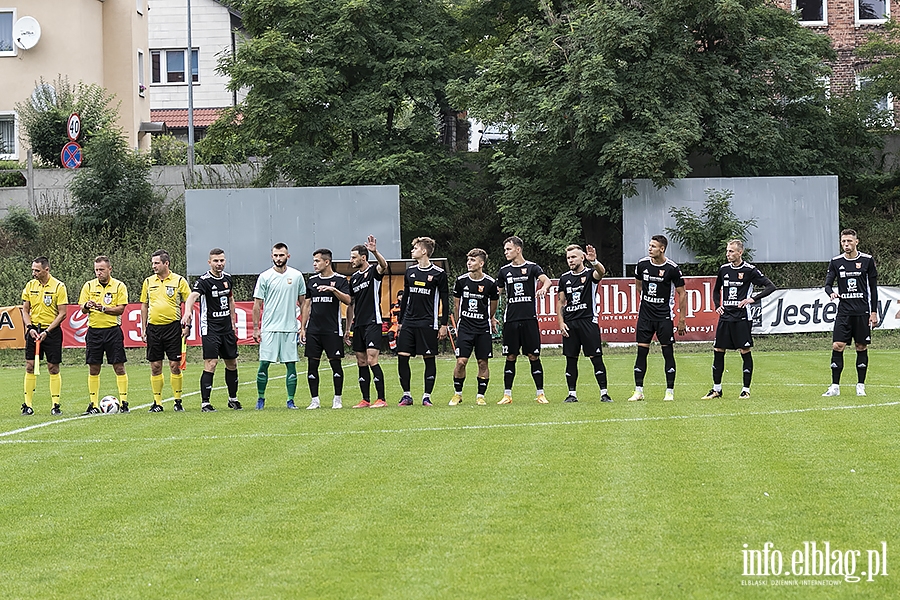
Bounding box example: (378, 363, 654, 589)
(69, 128, 161, 233)
(15, 76, 120, 167)
(666, 189, 756, 273)
(451, 0, 884, 257)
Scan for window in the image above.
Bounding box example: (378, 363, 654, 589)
(0, 112, 18, 160)
(150, 49, 199, 84)
(794, 1, 826, 25)
(136, 0, 144, 15)
(1, 9, 16, 56)
(857, 75, 894, 127)
(857, 1, 890, 24)
(138, 50, 145, 97)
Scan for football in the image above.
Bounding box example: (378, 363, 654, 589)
(99, 395, 120, 414)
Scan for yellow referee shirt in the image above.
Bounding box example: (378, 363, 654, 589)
(78, 278, 128, 328)
(22, 276, 68, 327)
(140, 272, 191, 325)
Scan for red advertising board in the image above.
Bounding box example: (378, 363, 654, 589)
(538, 276, 719, 345)
(61, 302, 264, 348)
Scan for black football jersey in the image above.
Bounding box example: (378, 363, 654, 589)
(497, 261, 545, 322)
(349, 264, 385, 325)
(192, 271, 234, 335)
(713, 262, 776, 322)
(634, 257, 685, 321)
(454, 274, 500, 334)
(558, 269, 599, 323)
(399, 264, 449, 330)
(825, 252, 878, 316)
(306, 273, 351, 335)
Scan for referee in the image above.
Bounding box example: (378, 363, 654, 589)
(21, 257, 68, 415)
(79, 256, 129, 414)
(140, 249, 191, 412)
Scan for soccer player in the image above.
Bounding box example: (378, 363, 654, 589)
(824, 229, 878, 397)
(345, 236, 389, 408)
(300, 249, 351, 409)
(627, 235, 687, 402)
(557, 244, 611, 403)
(140, 249, 191, 412)
(450, 248, 499, 406)
(496, 236, 552, 404)
(701, 240, 776, 400)
(21, 257, 68, 415)
(253, 243, 307, 409)
(396, 236, 449, 406)
(181, 248, 241, 412)
(78, 256, 129, 414)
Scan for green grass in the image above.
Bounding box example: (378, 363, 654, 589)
(1, 348, 899, 599)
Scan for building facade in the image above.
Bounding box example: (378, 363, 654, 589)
(1, 0, 151, 160)
(148, 0, 246, 140)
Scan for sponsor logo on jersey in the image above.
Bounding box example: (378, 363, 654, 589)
(414, 280, 426, 287)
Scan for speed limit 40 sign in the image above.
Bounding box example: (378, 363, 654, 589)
(67, 113, 81, 141)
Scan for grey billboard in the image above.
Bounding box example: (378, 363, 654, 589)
(185, 185, 401, 275)
(622, 176, 839, 267)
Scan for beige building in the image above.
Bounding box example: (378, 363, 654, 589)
(1, 0, 151, 161)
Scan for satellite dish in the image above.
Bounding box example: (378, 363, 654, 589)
(13, 17, 42, 51)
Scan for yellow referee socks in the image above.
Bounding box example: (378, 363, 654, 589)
(170, 373, 184, 400)
(151, 374, 164, 405)
(88, 374, 100, 407)
(116, 373, 128, 405)
(24, 373, 36, 407)
(49, 373, 61, 407)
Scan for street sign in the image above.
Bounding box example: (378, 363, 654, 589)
(61, 142, 82, 169)
(67, 113, 81, 141)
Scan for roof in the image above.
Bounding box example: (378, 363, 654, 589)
(150, 108, 225, 129)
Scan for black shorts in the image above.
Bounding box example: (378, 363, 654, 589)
(833, 314, 872, 346)
(714, 319, 753, 350)
(202, 329, 239, 360)
(502, 320, 541, 356)
(636, 318, 675, 345)
(86, 326, 127, 365)
(25, 325, 63, 364)
(305, 331, 345, 359)
(147, 321, 183, 362)
(562, 320, 604, 357)
(397, 326, 439, 357)
(455, 329, 493, 360)
(352, 323, 383, 353)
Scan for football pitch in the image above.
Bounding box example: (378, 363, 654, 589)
(1, 349, 898, 599)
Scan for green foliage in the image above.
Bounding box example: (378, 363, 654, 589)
(451, 0, 884, 256)
(69, 128, 161, 234)
(666, 189, 757, 273)
(0, 160, 26, 187)
(150, 134, 188, 165)
(14, 76, 120, 168)
(1, 206, 41, 243)
(0, 201, 186, 306)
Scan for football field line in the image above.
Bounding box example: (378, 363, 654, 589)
(1, 399, 898, 445)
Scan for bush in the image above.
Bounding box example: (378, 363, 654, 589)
(151, 134, 188, 166)
(0, 160, 26, 187)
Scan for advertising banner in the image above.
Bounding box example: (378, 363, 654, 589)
(538, 276, 719, 345)
(754, 287, 900, 335)
(0, 305, 26, 349)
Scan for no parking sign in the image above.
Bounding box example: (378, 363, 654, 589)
(61, 141, 82, 169)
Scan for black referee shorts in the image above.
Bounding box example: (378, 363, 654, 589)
(147, 321, 183, 362)
(86, 326, 127, 365)
(25, 325, 63, 364)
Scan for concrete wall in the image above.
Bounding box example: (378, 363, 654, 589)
(0, 163, 264, 218)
